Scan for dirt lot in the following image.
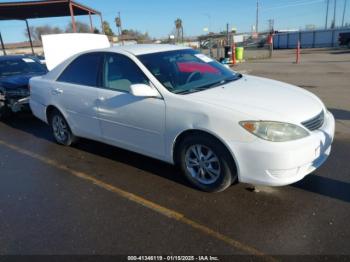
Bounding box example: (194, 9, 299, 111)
(0, 48, 349, 260)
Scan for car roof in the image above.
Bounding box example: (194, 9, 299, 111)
(108, 44, 191, 56)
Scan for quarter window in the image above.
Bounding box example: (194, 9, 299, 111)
(103, 53, 149, 93)
(57, 53, 102, 86)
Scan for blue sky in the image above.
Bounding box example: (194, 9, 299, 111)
(0, 0, 349, 43)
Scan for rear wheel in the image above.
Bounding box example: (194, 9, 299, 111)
(177, 134, 237, 192)
(49, 110, 76, 146)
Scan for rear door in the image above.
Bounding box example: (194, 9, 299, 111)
(54, 52, 103, 139)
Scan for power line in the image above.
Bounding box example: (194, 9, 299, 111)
(263, 0, 324, 11)
(265, 0, 322, 9)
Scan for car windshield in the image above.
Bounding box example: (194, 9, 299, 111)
(0, 57, 47, 78)
(138, 49, 241, 94)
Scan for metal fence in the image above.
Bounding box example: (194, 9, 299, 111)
(273, 28, 350, 49)
(198, 33, 272, 61)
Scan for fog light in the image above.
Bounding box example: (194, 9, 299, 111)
(267, 168, 299, 178)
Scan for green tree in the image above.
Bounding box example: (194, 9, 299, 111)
(65, 21, 90, 33)
(103, 21, 114, 37)
(121, 29, 151, 42)
(174, 18, 184, 43)
(24, 25, 63, 42)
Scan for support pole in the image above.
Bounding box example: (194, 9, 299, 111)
(296, 40, 301, 64)
(268, 33, 273, 58)
(209, 37, 212, 58)
(99, 14, 104, 34)
(0, 31, 6, 56)
(89, 12, 93, 32)
(25, 19, 34, 55)
(69, 1, 76, 33)
(226, 23, 230, 45)
(216, 40, 220, 60)
(232, 42, 236, 65)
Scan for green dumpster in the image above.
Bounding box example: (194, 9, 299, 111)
(236, 47, 244, 61)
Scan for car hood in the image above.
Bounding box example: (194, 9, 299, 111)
(0, 73, 39, 90)
(42, 33, 110, 70)
(188, 75, 325, 123)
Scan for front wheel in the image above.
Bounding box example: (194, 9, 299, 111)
(49, 110, 76, 146)
(0, 105, 11, 120)
(177, 135, 237, 192)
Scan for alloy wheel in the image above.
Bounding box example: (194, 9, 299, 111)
(185, 144, 221, 185)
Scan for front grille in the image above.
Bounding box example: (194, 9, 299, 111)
(302, 111, 325, 131)
(5, 88, 29, 98)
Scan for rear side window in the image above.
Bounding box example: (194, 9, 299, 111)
(57, 53, 102, 86)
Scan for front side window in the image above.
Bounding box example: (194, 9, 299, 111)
(103, 53, 149, 93)
(57, 53, 102, 86)
(138, 49, 241, 94)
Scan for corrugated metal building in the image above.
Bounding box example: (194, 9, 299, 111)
(273, 28, 350, 49)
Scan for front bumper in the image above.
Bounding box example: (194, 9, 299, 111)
(9, 97, 30, 112)
(229, 111, 335, 186)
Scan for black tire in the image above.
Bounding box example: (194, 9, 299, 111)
(176, 134, 237, 193)
(49, 109, 76, 146)
(0, 105, 11, 120)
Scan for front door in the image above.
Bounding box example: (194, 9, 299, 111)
(97, 53, 166, 158)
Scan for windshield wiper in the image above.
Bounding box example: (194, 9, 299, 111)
(198, 75, 240, 90)
(174, 74, 242, 95)
(174, 89, 203, 94)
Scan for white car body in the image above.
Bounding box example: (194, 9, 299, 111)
(29, 44, 335, 187)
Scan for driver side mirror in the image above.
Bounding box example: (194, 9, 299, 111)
(130, 84, 161, 98)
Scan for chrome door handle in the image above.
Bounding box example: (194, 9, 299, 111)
(52, 88, 63, 95)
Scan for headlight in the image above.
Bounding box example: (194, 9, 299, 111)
(0, 87, 5, 100)
(240, 121, 309, 142)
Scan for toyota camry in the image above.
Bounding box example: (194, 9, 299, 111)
(29, 44, 335, 192)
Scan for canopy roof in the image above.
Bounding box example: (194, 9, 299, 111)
(0, 0, 101, 20)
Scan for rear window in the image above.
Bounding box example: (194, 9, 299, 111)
(0, 58, 47, 78)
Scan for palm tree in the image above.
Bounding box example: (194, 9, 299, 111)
(175, 18, 184, 43)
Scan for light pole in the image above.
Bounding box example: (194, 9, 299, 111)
(256, 0, 259, 34)
(325, 0, 330, 29)
(203, 13, 211, 33)
(342, 0, 347, 27)
(203, 13, 212, 57)
(332, 0, 337, 28)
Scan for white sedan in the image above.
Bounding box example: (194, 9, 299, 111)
(29, 44, 335, 192)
